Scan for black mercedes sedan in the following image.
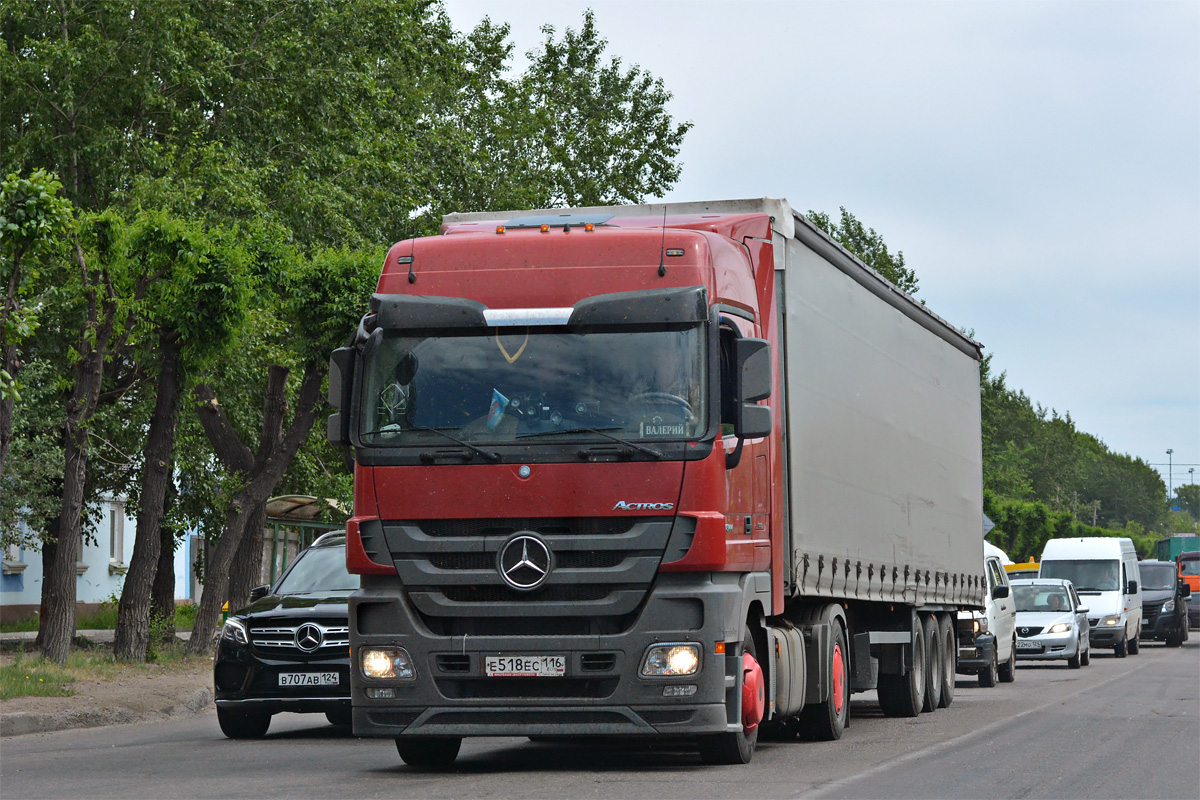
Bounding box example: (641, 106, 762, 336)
(214, 531, 358, 738)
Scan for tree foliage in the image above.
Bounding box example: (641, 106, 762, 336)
(806, 207, 919, 295)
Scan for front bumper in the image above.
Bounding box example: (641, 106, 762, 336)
(956, 632, 996, 674)
(1088, 623, 1126, 647)
(213, 638, 351, 715)
(1015, 630, 1079, 661)
(1140, 610, 1185, 640)
(350, 572, 747, 739)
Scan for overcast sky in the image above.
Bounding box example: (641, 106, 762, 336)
(443, 0, 1200, 495)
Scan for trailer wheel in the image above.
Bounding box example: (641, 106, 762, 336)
(937, 613, 955, 708)
(795, 616, 850, 740)
(697, 632, 761, 765)
(921, 614, 941, 712)
(878, 620, 925, 717)
(395, 736, 461, 769)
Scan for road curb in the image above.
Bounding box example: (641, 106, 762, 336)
(0, 687, 213, 738)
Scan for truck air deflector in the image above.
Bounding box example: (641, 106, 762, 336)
(483, 308, 574, 326)
(370, 293, 487, 329)
(569, 286, 708, 326)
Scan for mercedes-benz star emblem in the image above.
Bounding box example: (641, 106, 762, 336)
(497, 534, 553, 591)
(295, 622, 324, 652)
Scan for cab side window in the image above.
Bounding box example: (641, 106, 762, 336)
(718, 323, 738, 436)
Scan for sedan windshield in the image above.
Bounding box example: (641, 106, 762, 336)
(358, 326, 707, 445)
(274, 547, 359, 595)
(1014, 585, 1072, 613)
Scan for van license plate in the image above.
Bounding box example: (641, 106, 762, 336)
(278, 672, 339, 686)
(485, 655, 565, 677)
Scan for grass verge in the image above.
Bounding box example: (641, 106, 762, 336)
(0, 645, 209, 701)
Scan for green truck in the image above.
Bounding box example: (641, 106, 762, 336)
(1155, 534, 1200, 562)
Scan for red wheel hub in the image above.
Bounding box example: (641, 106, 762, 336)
(832, 642, 846, 715)
(741, 652, 765, 732)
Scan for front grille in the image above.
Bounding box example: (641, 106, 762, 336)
(380, 517, 674, 637)
(1142, 604, 1160, 625)
(435, 677, 618, 699)
(250, 621, 350, 653)
(1088, 618, 1099, 626)
(1017, 626, 1044, 637)
(581, 653, 617, 672)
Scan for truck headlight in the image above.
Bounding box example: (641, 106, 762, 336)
(1161, 600, 1175, 613)
(640, 643, 701, 677)
(221, 618, 248, 646)
(1101, 615, 1121, 626)
(1048, 623, 1071, 634)
(361, 647, 415, 680)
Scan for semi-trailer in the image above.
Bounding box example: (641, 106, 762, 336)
(327, 198, 987, 766)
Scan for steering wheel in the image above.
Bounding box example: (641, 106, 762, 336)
(631, 391, 696, 423)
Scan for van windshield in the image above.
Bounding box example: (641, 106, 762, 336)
(1039, 560, 1119, 592)
(1138, 564, 1177, 592)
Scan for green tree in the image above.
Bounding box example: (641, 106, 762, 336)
(806, 207, 919, 295)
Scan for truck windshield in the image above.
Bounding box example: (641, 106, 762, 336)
(358, 326, 707, 445)
(1039, 560, 1119, 592)
(1138, 564, 1177, 591)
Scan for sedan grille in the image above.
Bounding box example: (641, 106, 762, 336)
(1017, 626, 1044, 637)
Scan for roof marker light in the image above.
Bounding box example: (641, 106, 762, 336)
(540, 224, 549, 232)
(496, 225, 506, 234)
(585, 223, 595, 232)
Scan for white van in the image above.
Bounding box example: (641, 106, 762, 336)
(1039, 537, 1143, 657)
(957, 542, 1018, 686)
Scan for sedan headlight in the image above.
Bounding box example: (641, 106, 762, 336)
(221, 618, 248, 646)
(640, 643, 701, 677)
(1048, 623, 1071, 634)
(1100, 615, 1122, 626)
(360, 647, 415, 680)
(1161, 600, 1175, 613)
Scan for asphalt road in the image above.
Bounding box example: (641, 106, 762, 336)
(3, 639, 1197, 799)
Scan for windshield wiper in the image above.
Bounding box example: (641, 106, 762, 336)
(409, 426, 501, 463)
(519, 426, 664, 459)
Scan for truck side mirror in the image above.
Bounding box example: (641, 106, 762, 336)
(992, 584, 1010, 600)
(327, 347, 355, 446)
(1126, 580, 1138, 594)
(733, 337, 771, 439)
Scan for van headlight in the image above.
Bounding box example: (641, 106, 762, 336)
(221, 618, 248, 646)
(1161, 600, 1175, 613)
(1100, 615, 1121, 626)
(640, 643, 701, 677)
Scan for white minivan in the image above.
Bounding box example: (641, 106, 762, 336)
(957, 542, 1018, 686)
(1039, 537, 1143, 657)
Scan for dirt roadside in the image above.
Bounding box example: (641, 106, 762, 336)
(0, 645, 214, 737)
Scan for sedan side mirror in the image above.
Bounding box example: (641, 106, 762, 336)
(992, 584, 1010, 600)
(249, 584, 271, 602)
(1076, 605, 1090, 615)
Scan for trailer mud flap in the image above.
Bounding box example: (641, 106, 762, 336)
(851, 631, 876, 691)
(802, 622, 831, 703)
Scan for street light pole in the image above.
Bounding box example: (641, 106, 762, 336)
(1166, 448, 1173, 501)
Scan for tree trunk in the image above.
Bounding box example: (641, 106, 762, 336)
(227, 500, 267, 612)
(187, 361, 327, 655)
(114, 333, 182, 661)
(40, 424, 88, 664)
(151, 518, 177, 643)
(33, 531, 58, 651)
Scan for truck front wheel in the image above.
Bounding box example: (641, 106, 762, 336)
(697, 633, 761, 765)
(795, 616, 849, 740)
(395, 736, 462, 769)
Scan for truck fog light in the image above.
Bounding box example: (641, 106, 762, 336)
(366, 687, 396, 699)
(663, 684, 698, 697)
(361, 647, 415, 680)
(641, 643, 701, 677)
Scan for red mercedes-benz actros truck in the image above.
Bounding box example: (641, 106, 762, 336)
(327, 198, 987, 767)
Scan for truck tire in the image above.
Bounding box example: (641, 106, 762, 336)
(978, 645, 998, 687)
(1128, 634, 1140, 655)
(878, 621, 926, 717)
(1114, 636, 1128, 658)
(395, 737, 461, 769)
(937, 613, 955, 708)
(794, 611, 850, 740)
(217, 707, 271, 739)
(998, 636, 1017, 683)
(698, 632, 761, 764)
(921, 614, 941, 713)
